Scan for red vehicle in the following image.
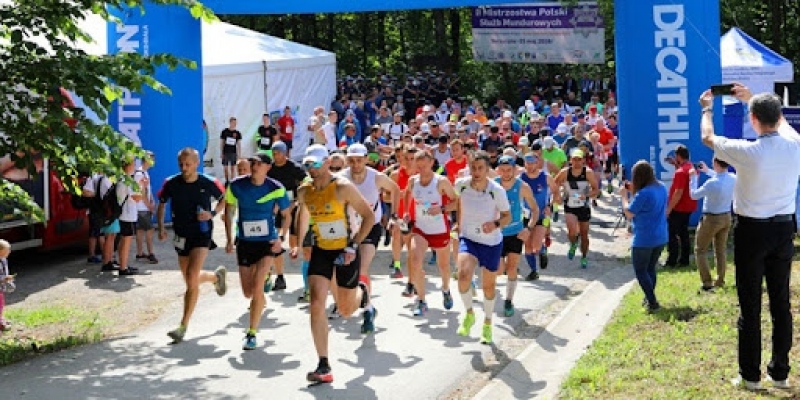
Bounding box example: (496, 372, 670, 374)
(0, 89, 89, 250)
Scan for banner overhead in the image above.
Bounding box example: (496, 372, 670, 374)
(471, 2, 605, 64)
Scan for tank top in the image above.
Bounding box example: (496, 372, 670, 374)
(343, 167, 382, 233)
(434, 147, 452, 166)
(495, 178, 524, 236)
(521, 170, 549, 219)
(302, 178, 350, 250)
(410, 175, 449, 234)
(455, 177, 509, 246)
(565, 166, 590, 210)
(397, 166, 411, 215)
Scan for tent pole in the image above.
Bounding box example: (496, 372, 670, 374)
(263, 60, 268, 116)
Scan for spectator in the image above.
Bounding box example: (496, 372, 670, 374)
(700, 86, 800, 391)
(277, 106, 295, 151)
(620, 160, 668, 313)
(689, 158, 736, 292)
(546, 103, 564, 131)
(134, 151, 157, 264)
(555, 114, 575, 146)
(338, 110, 362, 143)
(322, 111, 339, 152)
(664, 145, 697, 268)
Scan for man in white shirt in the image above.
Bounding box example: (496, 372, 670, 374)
(386, 112, 408, 143)
(116, 158, 144, 275)
(322, 111, 339, 153)
(700, 84, 800, 391)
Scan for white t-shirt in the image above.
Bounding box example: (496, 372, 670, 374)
(133, 170, 152, 212)
(556, 122, 575, 136)
(322, 122, 337, 152)
(455, 177, 510, 246)
(83, 174, 112, 197)
(712, 123, 800, 218)
(116, 178, 139, 223)
(386, 123, 408, 141)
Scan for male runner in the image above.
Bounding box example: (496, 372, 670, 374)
(292, 144, 375, 384)
(157, 148, 228, 343)
(553, 149, 598, 268)
(405, 149, 458, 316)
(454, 151, 511, 344)
(224, 153, 292, 350)
(495, 155, 539, 316)
(341, 143, 400, 333)
(389, 145, 418, 288)
(519, 152, 555, 281)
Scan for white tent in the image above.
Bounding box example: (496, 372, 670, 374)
(721, 27, 793, 97)
(202, 22, 336, 172)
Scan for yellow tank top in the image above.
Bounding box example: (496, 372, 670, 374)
(302, 178, 350, 250)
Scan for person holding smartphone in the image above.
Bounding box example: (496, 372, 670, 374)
(619, 161, 669, 312)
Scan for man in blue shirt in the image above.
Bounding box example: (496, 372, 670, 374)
(689, 158, 736, 291)
(224, 153, 292, 350)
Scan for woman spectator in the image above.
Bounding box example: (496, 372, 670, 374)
(620, 160, 669, 312)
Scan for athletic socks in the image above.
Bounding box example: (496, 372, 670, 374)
(301, 260, 309, 289)
(459, 290, 473, 312)
(246, 328, 256, 336)
(392, 260, 401, 270)
(525, 253, 538, 272)
(359, 275, 371, 308)
(483, 296, 495, 320)
(506, 279, 517, 301)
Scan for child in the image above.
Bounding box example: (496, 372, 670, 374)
(0, 239, 15, 331)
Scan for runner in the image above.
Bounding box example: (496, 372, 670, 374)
(519, 152, 556, 281)
(340, 143, 401, 333)
(389, 145, 418, 289)
(404, 149, 458, 316)
(292, 144, 376, 384)
(224, 153, 292, 350)
(157, 148, 228, 343)
(454, 150, 511, 344)
(553, 149, 599, 269)
(494, 155, 539, 316)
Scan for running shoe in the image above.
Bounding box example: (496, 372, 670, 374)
(167, 326, 186, 344)
(147, 254, 159, 264)
(401, 283, 416, 297)
(101, 262, 120, 271)
(307, 366, 333, 384)
(214, 266, 228, 296)
(298, 289, 310, 303)
(390, 268, 404, 279)
(443, 290, 454, 310)
(480, 323, 493, 344)
(328, 304, 340, 320)
(361, 308, 377, 334)
(243, 334, 257, 350)
(118, 268, 138, 276)
(263, 274, 273, 293)
(567, 241, 578, 260)
(581, 257, 588, 269)
(540, 252, 549, 270)
(457, 312, 475, 337)
(413, 300, 428, 316)
(273, 275, 287, 291)
(87, 255, 102, 264)
(504, 300, 515, 317)
(135, 254, 147, 261)
(525, 271, 540, 281)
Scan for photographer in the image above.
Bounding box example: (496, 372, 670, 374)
(620, 161, 668, 313)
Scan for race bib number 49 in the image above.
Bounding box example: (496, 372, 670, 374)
(242, 220, 269, 238)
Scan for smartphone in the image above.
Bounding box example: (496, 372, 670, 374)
(710, 84, 734, 96)
(694, 163, 703, 169)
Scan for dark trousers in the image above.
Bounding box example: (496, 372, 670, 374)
(666, 211, 691, 266)
(734, 218, 795, 382)
(632, 245, 665, 307)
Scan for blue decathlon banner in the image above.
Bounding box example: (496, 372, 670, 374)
(471, 2, 605, 64)
(615, 0, 719, 184)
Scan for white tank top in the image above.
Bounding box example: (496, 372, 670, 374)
(344, 167, 382, 232)
(411, 174, 448, 234)
(434, 147, 452, 166)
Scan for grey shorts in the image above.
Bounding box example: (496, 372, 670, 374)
(136, 211, 154, 231)
(222, 153, 238, 166)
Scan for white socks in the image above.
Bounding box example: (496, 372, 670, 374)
(483, 296, 495, 321)
(506, 279, 518, 300)
(459, 290, 473, 312)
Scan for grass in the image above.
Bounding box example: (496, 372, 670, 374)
(561, 244, 800, 399)
(0, 304, 107, 366)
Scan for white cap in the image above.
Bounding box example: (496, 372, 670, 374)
(518, 136, 530, 146)
(302, 144, 329, 164)
(423, 105, 431, 112)
(421, 123, 431, 133)
(503, 110, 513, 118)
(543, 137, 556, 149)
(347, 143, 368, 157)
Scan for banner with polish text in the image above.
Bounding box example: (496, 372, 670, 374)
(471, 2, 605, 64)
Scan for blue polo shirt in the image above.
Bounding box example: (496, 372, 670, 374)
(225, 176, 291, 242)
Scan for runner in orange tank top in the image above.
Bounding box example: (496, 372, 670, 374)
(389, 145, 418, 292)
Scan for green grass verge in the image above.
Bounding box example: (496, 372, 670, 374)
(0, 305, 107, 366)
(561, 260, 800, 399)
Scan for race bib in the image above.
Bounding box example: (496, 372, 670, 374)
(463, 221, 491, 239)
(260, 137, 271, 146)
(225, 137, 237, 146)
(242, 220, 269, 238)
(286, 125, 293, 134)
(318, 220, 348, 240)
(567, 194, 585, 208)
(173, 235, 186, 250)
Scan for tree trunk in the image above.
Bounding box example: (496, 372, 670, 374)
(449, 9, 461, 73)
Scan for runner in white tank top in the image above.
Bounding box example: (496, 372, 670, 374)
(404, 150, 458, 317)
(341, 144, 401, 334)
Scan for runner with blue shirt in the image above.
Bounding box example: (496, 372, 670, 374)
(224, 153, 292, 350)
(519, 152, 556, 281)
(494, 156, 539, 317)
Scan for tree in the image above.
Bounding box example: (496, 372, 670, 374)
(0, 0, 212, 222)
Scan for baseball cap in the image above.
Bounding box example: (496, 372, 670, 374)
(272, 141, 288, 153)
(421, 123, 431, 133)
(503, 110, 513, 118)
(524, 152, 539, 163)
(303, 144, 329, 164)
(518, 136, 530, 146)
(571, 149, 585, 159)
(497, 155, 516, 166)
(347, 143, 368, 157)
(543, 137, 556, 149)
(249, 153, 273, 164)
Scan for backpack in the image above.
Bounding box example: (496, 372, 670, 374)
(97, 178, 128, 227)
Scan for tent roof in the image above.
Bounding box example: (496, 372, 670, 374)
(202, 21, 335, 74)
(721, 27, 793, 82)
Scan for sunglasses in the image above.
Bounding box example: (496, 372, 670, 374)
(329, 166, 343, 172)
(303, 160, 324, 169)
